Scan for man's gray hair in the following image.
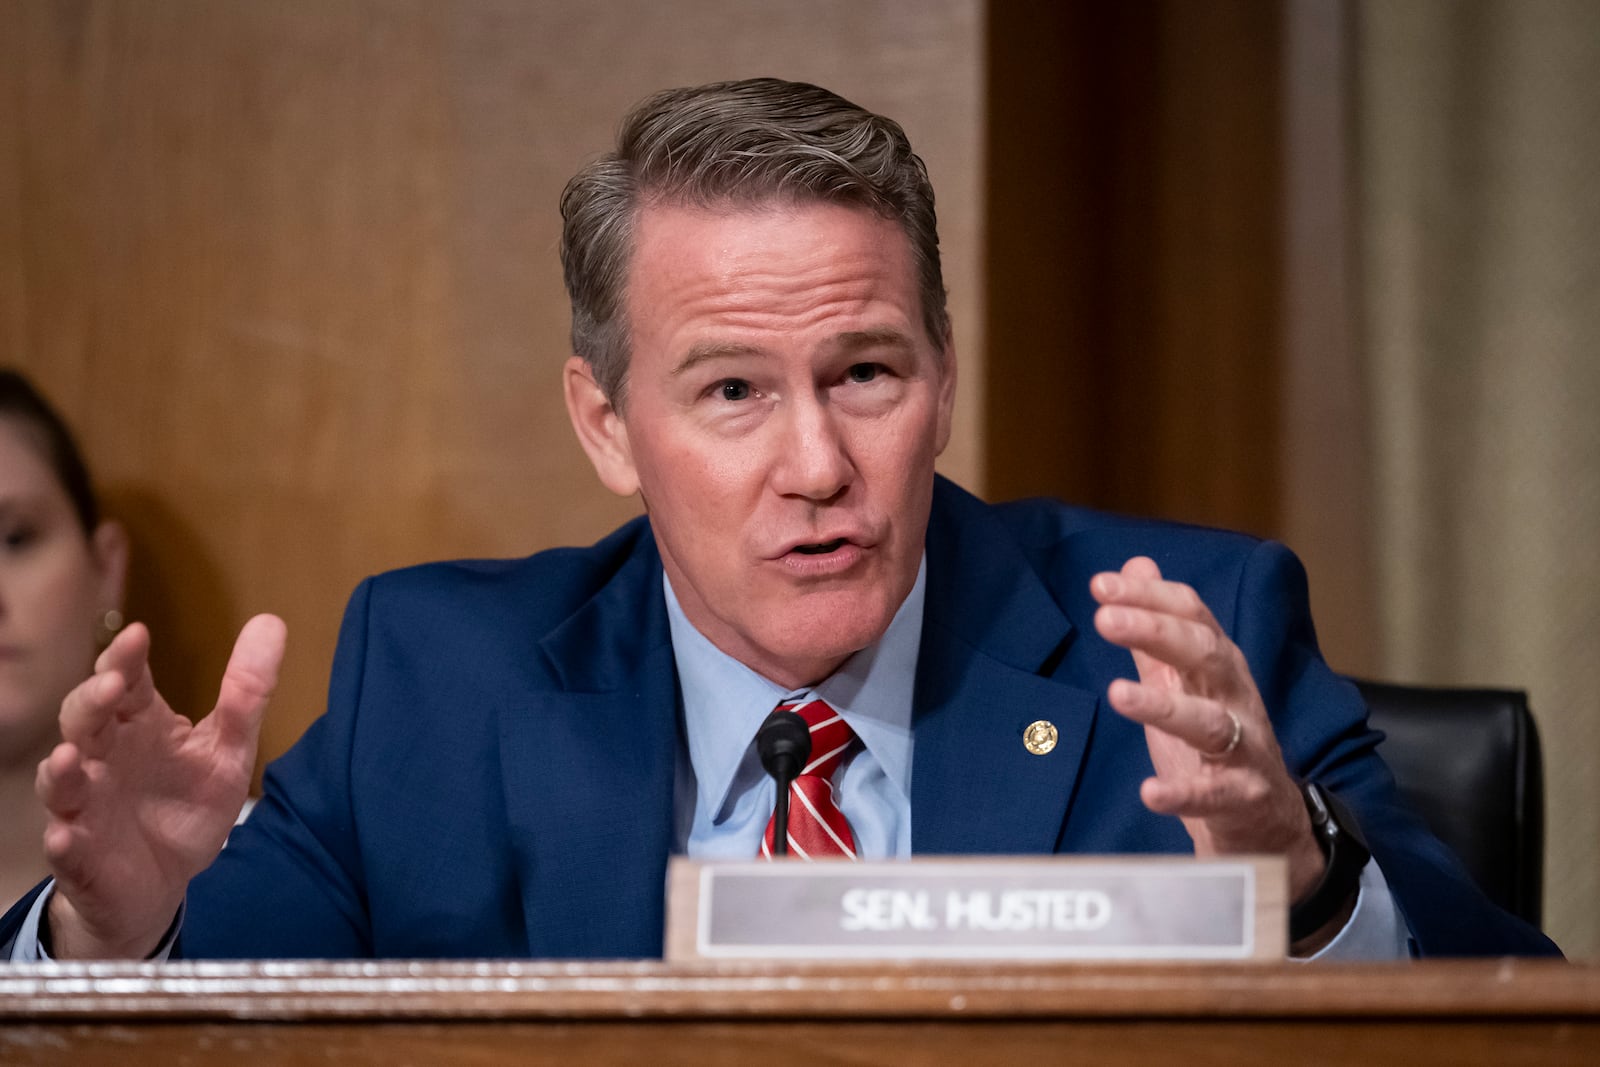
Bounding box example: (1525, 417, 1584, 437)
(560, 77, 950, 405)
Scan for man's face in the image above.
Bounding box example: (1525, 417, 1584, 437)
(565, 200, 956, 688)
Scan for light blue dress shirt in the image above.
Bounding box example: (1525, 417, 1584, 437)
(668, 559, 927, 861)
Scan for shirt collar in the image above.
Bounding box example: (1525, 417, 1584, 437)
(665, 557, 926, 823)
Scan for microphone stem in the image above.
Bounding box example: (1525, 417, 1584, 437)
(773, 780, 792, 856)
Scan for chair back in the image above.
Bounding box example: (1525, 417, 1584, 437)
(1353, 679, 1543, 927)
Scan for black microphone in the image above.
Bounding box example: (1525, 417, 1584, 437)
(756, 708, 811, 857)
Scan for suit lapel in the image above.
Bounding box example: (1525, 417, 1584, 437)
(911, 480, 1101, 855)
(498, 529, 681, 958)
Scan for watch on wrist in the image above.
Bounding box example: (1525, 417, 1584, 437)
(1289, 780, 1371, 944)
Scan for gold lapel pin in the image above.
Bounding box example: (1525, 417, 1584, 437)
(1023, 720, 1058, 756)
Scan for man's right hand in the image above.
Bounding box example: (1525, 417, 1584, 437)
(36, 615, 287, 959)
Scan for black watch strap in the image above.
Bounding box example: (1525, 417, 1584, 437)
(1289, 781, 1371, 943)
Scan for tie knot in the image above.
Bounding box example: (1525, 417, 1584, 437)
(778, 698, 857, 780)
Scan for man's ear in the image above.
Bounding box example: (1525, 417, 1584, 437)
(563, 356, 640, 497)
(933, 330, 958, 456)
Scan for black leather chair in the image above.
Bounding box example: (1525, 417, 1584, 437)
(1352, 679, 1544, 928)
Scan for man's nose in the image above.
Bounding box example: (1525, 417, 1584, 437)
(770, 396, 853, 501)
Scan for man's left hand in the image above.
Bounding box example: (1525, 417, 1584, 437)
(1090, 556, 1327, 904)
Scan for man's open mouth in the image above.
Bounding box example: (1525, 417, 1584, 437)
(792, 538, 849, 555)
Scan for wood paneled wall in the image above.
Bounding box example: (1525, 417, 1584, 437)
(984, 3, 1286, 539)
(1, 0, 984, 767)
(981, 1, 1372, 672)
(3, 0, 1377, 771)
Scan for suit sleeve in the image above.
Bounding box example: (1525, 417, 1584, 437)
(0, 880, 51, 960)
(175, 579, 382, 958)
(1230, 539, 1559, 958)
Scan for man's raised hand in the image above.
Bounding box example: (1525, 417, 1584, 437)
(1089, 558, 1326, 902)
(36, 614, 286, 958)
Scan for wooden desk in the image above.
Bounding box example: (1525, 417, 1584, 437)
(2, 959, 1596, 1065)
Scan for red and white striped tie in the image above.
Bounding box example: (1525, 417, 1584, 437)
(760, 698, 859, 860)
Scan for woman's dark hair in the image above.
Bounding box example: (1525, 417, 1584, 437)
(0, 370, 100, 535)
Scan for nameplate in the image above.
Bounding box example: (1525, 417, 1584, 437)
(665, 856, 1286, 961)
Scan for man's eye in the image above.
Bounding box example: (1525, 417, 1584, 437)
(718, 379, 751, 402)
(846, 363, 880, 384)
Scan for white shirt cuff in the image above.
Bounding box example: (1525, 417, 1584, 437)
(1296, 858, 1411, 961)
(6, 881, 182, 962)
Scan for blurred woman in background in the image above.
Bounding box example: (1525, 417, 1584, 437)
(0, 371, 126, 903)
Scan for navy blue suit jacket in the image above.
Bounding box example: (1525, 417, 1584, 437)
(2, 478, 1557, 957)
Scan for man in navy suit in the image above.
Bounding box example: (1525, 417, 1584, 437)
(7, 79, 1557, 961)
